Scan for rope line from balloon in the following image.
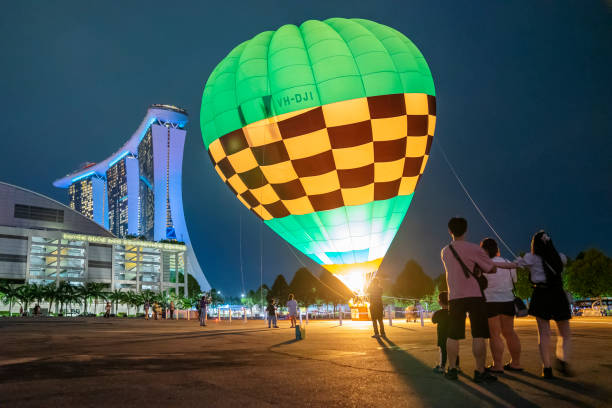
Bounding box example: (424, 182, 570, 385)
(239, 211, 245, 296)
(433, 138, 518, 259)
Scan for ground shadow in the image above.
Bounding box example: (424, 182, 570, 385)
(388, 325, 417, 332)
(271, 338, 301, 347)
(503, 370, 608, 406)
(378, 337, 540, 407)
(0, 349, 252, 383)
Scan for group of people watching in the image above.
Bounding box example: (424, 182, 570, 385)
(435, 217, 572, 383)
(143, 300, 175, 320)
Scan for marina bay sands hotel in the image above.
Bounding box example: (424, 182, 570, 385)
(53, 104, 210, 290)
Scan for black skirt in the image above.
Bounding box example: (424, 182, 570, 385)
(528, 286, 572, 321)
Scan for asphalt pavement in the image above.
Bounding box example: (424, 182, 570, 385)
(1, 316, 611, 407)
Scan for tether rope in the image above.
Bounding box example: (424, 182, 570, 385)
(239, 212, 245, 295)
(434, 138, 518, 259)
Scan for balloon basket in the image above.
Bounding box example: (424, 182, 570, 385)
(351, 306, 370, 321)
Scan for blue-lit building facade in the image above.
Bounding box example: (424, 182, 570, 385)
(53, 104, 210, 291)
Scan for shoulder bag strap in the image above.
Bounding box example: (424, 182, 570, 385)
(449, 244, 473, 279)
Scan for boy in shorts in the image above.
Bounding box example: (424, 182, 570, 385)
(432, 291, 459, 373)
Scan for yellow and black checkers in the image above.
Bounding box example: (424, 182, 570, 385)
(207, 93, 436, 221)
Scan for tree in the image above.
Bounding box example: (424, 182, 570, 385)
(241, 289, 257, 314)
(253, 284, 269, 308)
(30, 283, 45, 307)
(16, 284, 35, 314)
(108, 289, 123, 315)
(56, 282, 80, 316)
(90, 283, 108, 315)
(77, 283, 94, 315)
(178, 272, 202, 298)
(319, 269, 352, 310)
(41, 282, 57, 314)
(289, 268, 321, 307)
(0, 283, 21, 316)
(433, 273, 447, 292)
(393, 260, 435, 300)
(513, 267, 532, 300)
(565, 249, 612, 298)
(269, 275, 290, 304)
(206, 288, 224, 306)
(120, 291, 133, 316)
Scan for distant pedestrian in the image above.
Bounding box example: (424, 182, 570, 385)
(19, 306, 23, 316)
(199, 295, 210, 326)
(414, 300, 424, 324)
(170, 301, 175, 320)
(432, 291, 459, 373)
(515, 231, 573, 378)
(266, 298, 278, 328)
(104, 301, 111, 318)
(33, 304, 41, 316)
(441, 217, 498, 383)
(480, 238, 522, 373)
(144, 301, 150, 320)
(153, 302, 159, 320)
(368, 278, 385, 338)
(287, 294, 298, 328)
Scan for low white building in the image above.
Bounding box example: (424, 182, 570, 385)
(0, 182, 187, 295)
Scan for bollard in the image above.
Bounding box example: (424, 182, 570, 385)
(388, 305, 393, 327)
(295, 324, 301, 340)
(339, 308, 342, 326)
(229, 308, 232, 324)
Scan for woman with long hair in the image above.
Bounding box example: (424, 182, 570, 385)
(480, 238, 522, 373)
(517, 230, 572, 378)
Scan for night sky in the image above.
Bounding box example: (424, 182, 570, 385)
(1, 1, 610, 295)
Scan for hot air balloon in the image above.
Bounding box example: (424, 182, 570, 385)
(201, 18, 435, 295)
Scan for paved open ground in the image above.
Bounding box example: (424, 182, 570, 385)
(1, 316, 611, 407)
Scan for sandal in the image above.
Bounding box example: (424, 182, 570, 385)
(485, 365, 504, 374)
(503, 363, 524, 372)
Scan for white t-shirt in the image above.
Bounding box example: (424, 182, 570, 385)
(286, 299, 298, 316)
(484, 256, 516, 302)
(516, 253, 567, 283)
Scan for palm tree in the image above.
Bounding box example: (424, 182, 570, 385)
(76, 284, 91, 315)
(108, 289, 123, 316)
(123, 291, 141, 316)
(120, 291, 132, 316)
(16, 284, 35, 315)
(41, 282, 57, 315)
(90, 283, 108, 315)
(65, 284, 82, 316)
(56, 281, 77, 315)
(133, 292, 145, 315)
(0, 283, 21, 316)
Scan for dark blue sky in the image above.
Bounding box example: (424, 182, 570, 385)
(1, 1, 610, 295)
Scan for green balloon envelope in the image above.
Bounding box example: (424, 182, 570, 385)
(201, 18, 436, 293)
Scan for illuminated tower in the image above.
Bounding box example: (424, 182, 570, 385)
(68, 172, 108, 229)
(53, 105, 210, 290)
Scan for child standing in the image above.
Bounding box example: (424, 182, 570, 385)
(432, 291, 459, 373)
